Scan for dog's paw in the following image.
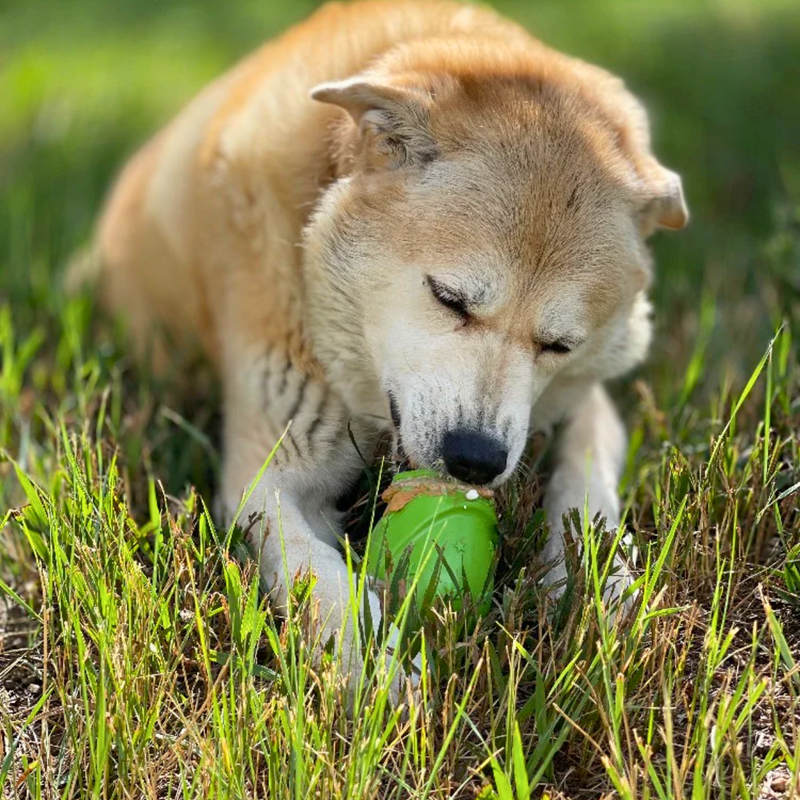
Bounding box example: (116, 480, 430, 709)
(541, 542, 638, 620)
(382, 621, 423, 706)
(601, 550, 638, 617)
(321, 589, 423, 714)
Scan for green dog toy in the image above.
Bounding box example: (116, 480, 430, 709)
(365, 469, 499, 614)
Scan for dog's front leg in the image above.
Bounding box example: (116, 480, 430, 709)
(240, 471, 383, 690)
(542, 383, 634, 608)
(219, 348, 402, 704)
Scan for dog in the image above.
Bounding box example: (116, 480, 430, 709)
(86, 0, 687, 699)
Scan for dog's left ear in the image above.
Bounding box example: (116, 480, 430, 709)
(311, 76, 437, 170)
(638, 162, 688, 233)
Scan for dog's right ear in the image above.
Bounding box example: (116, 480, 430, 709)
(637, 164, 688, 232)
(311, 77, 438, 170)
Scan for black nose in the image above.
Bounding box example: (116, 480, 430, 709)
(441, 430, 508, 486)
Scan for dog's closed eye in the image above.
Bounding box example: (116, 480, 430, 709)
(540, 340, 573, 355)
(427, 276, 470, 320)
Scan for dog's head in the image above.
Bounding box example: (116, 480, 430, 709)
(304, 41, 687, 486)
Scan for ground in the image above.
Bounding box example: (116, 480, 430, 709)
(1, 0, 799, 797)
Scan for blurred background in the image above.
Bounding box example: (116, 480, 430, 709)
(1, 0, 798, 437)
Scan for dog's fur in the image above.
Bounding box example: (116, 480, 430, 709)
(89, 0, 687, 697)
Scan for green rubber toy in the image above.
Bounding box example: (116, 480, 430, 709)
(365, 469, 499, 614)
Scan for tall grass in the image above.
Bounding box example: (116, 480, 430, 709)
(1, 296, 797, 796)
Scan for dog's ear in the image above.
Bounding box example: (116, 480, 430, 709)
(637, 162, 688, 233)
(589, 73, 689, 233)
(621, 110, 688, 233)
(311, 77, 438, 170)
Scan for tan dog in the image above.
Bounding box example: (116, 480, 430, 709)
(90, 0, 687, 698)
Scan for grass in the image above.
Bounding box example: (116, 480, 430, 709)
(1, 0, 799, 797)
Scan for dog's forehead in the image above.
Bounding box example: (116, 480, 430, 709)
(394, 145, 636, 333)
(407, 151, 634, 283)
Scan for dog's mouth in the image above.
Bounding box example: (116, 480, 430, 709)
(388, 390, 402, 431)
(386, 390, 414, 467)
